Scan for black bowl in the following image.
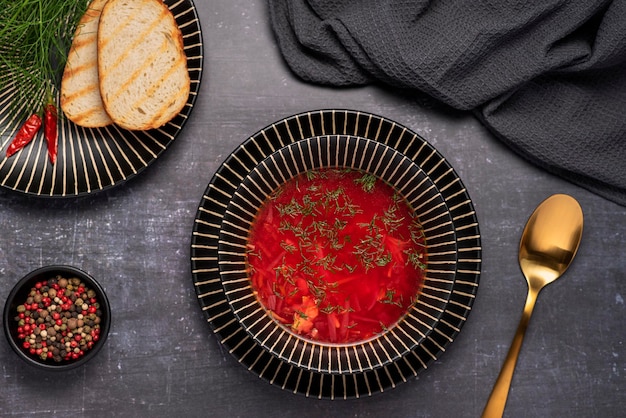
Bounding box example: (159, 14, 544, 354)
(218, 135, 459, 374)
(191, 110, 482, 398)
(3, 265, 111, 371)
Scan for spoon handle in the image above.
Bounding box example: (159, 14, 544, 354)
(482, 287, 540, 418)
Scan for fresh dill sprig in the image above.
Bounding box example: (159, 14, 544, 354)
(354, 173, 377, 193)
(0, 0, 90, 119)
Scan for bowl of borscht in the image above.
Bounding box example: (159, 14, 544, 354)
(192, 110, 481, 399)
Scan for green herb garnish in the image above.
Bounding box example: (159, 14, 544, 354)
(354, 173, 377, 193)
(0, 1, 91, 120)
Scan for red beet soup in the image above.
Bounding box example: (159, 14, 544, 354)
(247, 168, 427, 344)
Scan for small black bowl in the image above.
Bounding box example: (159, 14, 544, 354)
(3, 265, 111, 371)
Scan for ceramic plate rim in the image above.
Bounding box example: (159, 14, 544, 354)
(190, 109, 481, 399)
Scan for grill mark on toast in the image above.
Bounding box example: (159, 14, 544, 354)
(63, 83, 101, 104)
(128, 39, 187, 114)
(135, 73, 186, 128)
(97, 0, 134, 51)
(152, 83, 189, 126)
(62, 59, 97, 84)
(155, 60, 190, 119)
(62, 27, 97, 83)
(71, 31, 97, 50)
(109, 37, 169, 99)
(72, 107, 108, 125)
(100, 6, 169, 82)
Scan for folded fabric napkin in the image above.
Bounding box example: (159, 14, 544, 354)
(268, 0, 626, 206)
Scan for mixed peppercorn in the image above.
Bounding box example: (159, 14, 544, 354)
(13, 275, 103, 363)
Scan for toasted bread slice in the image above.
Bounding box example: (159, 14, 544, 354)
(60, 0, 113, 128)
(98, 0, 190, 131)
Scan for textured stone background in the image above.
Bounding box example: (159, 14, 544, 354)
(0, 1, 624, 417)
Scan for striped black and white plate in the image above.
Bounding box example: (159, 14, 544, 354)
(0, 0, 203, 197)
(191, 110, 481, 399)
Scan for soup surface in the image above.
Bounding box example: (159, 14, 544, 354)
(247, 169, 427, 344)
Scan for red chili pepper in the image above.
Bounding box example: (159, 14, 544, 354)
(44, 103, 58, 164)
(6, 113, 42, 158)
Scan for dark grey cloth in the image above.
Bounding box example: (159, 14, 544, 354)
(268, 0, 626, 206)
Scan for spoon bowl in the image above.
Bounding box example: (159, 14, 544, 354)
(482, 194, 583, 417)
(519, 195, 583, 288)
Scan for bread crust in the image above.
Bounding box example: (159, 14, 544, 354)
(98, 0, 191, 131)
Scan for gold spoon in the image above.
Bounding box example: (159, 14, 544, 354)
(482, 194, 584, 418)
